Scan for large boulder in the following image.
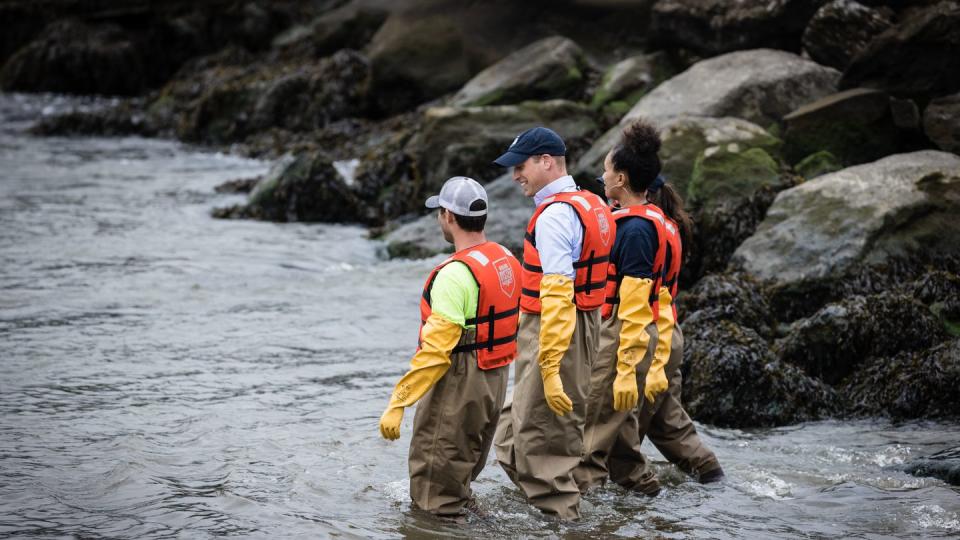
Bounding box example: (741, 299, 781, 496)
(577, 115, 788, 282)
(776, 292, 947, 385)
(590, 52, 674, 115)
(650, 0, 826, 55)
(681, 319, 838, 428)
(840, 1, 960, 98)
(731, 151, 960, 288)
(450, 36, 589, 107)
(842, 339, 960, 420)
(383, 173, 531, 259)
(624, 49, 840, 127)
(782, 88, 900, 167)
(801, 0, 893, 71)
(576, 49, 840, 176)
(214, 153, 371, 224)
(923, 93, 960, 154)
(0, 19, 145, 96)
(406, 99, 599, 190)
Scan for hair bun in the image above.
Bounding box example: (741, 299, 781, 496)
(622, 120, 661, 155)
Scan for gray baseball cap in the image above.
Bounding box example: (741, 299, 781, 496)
(424, 176, 488, 216)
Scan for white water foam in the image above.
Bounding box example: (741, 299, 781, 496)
(912, 504, 960, 531)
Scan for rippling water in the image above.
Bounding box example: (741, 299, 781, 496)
(1, 93, 959, 539)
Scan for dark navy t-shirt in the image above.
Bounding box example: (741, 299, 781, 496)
(610, 216, 659, 279)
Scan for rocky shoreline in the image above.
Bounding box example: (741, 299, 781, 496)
(7, 0, 959, 456)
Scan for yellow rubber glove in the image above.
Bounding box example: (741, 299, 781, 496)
(538, 274, 577, 416)
(645, 287, 675, 403)
(613, 277, 656, 412)
(379, 313, 462, 440)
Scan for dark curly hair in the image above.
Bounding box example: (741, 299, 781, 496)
(610, 119, 662, 194)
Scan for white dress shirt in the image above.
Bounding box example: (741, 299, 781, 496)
(532, 175, 583, 279)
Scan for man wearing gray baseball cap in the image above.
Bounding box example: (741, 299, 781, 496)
(379, 176, 522, 519)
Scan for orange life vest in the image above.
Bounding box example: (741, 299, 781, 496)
(420, 241, 521, 370)
(601, 204, 668, 320)
(520, 190, 614, 313)
(661, 214, 682, 321)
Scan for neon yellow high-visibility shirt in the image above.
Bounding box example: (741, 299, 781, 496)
(430, 261, 479, 329)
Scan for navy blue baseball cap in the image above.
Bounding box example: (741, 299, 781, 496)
(493, 127, 567, 167)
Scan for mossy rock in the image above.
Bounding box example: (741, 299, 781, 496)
(795, 150, 841, 179)
(688, 146, 781, 209)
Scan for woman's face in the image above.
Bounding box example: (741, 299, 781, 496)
(602, 150, 624, 205)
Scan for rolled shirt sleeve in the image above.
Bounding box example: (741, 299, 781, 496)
(534, 203, 583, 279)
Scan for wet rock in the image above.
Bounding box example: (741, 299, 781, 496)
(29, 99, 158, 137)
(840, 1, 960, 98)
(679, 273, 775, 338)
(681, 319, 838, 428)
(795, 151, 842, 179)
(776, 292, 946, 384)
(650, 0, 825, 55)
(214, 153, 370, 223)
(174, 49, 371, 144)
(842, 339, 960, 419)
(450, 36, 589, 107)
(782, 88, 899, 167)
(406, 99, 599, 191)
(590, 52, 674, 114)
(214, 177, 261, 194)
(923, 93, 960, 154)
(383, 173, 531, 259)
(899, 446, 960, 486)
(0, 19, 145, 96)
(802, 0, 893, 71)
(731, 151, 960, 288)
(272, 4, 387, 58)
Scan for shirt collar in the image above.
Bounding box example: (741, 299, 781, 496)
(534, 175, 577, 206)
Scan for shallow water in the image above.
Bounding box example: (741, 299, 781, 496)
(1, 93, 959, 539)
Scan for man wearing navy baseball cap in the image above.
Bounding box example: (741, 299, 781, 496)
(493, 127, 615, 520)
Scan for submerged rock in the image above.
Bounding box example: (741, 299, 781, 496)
(843, 339, 960, 420)
(802, 0, 893, 71)
(776, 292, 947, 385)
(681, 319, 838, 428)
(898, 446, 960, 486)
(732, 151, 960, 288)
(451, 36, 589, 107)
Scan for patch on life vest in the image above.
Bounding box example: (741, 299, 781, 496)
(495, 257, 516, 297)
(595, 207, 611, 246)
